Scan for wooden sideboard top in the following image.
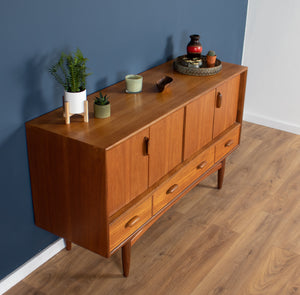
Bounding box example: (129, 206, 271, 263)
(26, 61, 247, 150)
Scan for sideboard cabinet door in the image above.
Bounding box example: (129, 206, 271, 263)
(106, 128, 149, 215)
(148, 108, 184, 186)
(213, 75, 241, 138)
(183, 90, 215, 160)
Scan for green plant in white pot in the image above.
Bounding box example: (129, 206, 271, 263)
(94, 92, 111, 118)
(49, 48, 90, 114)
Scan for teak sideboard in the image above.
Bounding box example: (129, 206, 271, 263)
(26, 60, 247, 277)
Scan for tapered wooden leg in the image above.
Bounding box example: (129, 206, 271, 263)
(218, 159, 226, 189)
(84, 100, 89, 123)
(64, 102, 70, 124)
(122, 241, 131, 277)
(65, 239, 72, 251)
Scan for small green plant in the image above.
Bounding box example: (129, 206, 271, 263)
(49, 48, 90, 92)
(207, 50, 216, 56)
(95, 92, 110, 105)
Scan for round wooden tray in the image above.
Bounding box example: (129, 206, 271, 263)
(173, 55, 222, 76)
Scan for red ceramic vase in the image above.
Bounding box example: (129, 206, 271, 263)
(187, 34, 202, 59)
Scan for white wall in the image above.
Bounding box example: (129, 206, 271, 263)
(242, 0, 300, 134)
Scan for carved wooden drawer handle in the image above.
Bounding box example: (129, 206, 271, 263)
(197, 161, 207, 169)
(144, 137, 149, 156)
(166, 184, 178, 194)
(125, 216, 140, 228)
(216, 92, 222, 108)
(225, 139, 234, 147)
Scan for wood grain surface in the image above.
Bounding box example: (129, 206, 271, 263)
(213, 74, 240, 138)
(106, 128, 149, 215)
(26, 126, 109, 257)
(109, 196, 152, 251)
(26, 61, 246, 150)
(8, 122, 300, 295)
(184, 89, 215, 160)
(148, 108, 184, 186)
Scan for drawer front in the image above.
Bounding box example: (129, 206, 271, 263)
(109, 196, 152, 251)
(153, 146, 214, 215)
(215, 124, 241, 162)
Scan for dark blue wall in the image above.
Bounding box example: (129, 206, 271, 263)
(0, 0, 248, 280)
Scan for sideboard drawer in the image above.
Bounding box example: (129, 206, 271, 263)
(109, 196, 152, 251)
(215, 124, 240, 162)
(153, 146, 214, 214)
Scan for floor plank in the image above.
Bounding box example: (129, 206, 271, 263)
(190, 211, 281, 295)
(143, 224, 238, 295)
(239, 246, 300, 295)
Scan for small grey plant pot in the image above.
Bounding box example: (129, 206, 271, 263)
(94, 103, 111, 118)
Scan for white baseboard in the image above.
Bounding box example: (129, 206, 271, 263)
(0, 238, 65, 295)
(244, 112, 300, 135)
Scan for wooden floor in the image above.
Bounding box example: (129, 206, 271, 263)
(6, 122, 300, 295)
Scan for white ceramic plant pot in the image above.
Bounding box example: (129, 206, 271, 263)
(64, 89, 87, 114)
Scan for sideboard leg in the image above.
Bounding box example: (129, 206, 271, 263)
(65, 239, 72, 251)
(218, 159, 226, 189)
(122, 241, 131, 277)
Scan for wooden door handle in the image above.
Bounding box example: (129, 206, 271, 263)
(144, 137, 149, 156)
(225, 139, 234, 147)
(125, 216, 140, 228)
(216, 92, 222, 108)
(166, 184, 178, 194)
(197, 161, 207, 170)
